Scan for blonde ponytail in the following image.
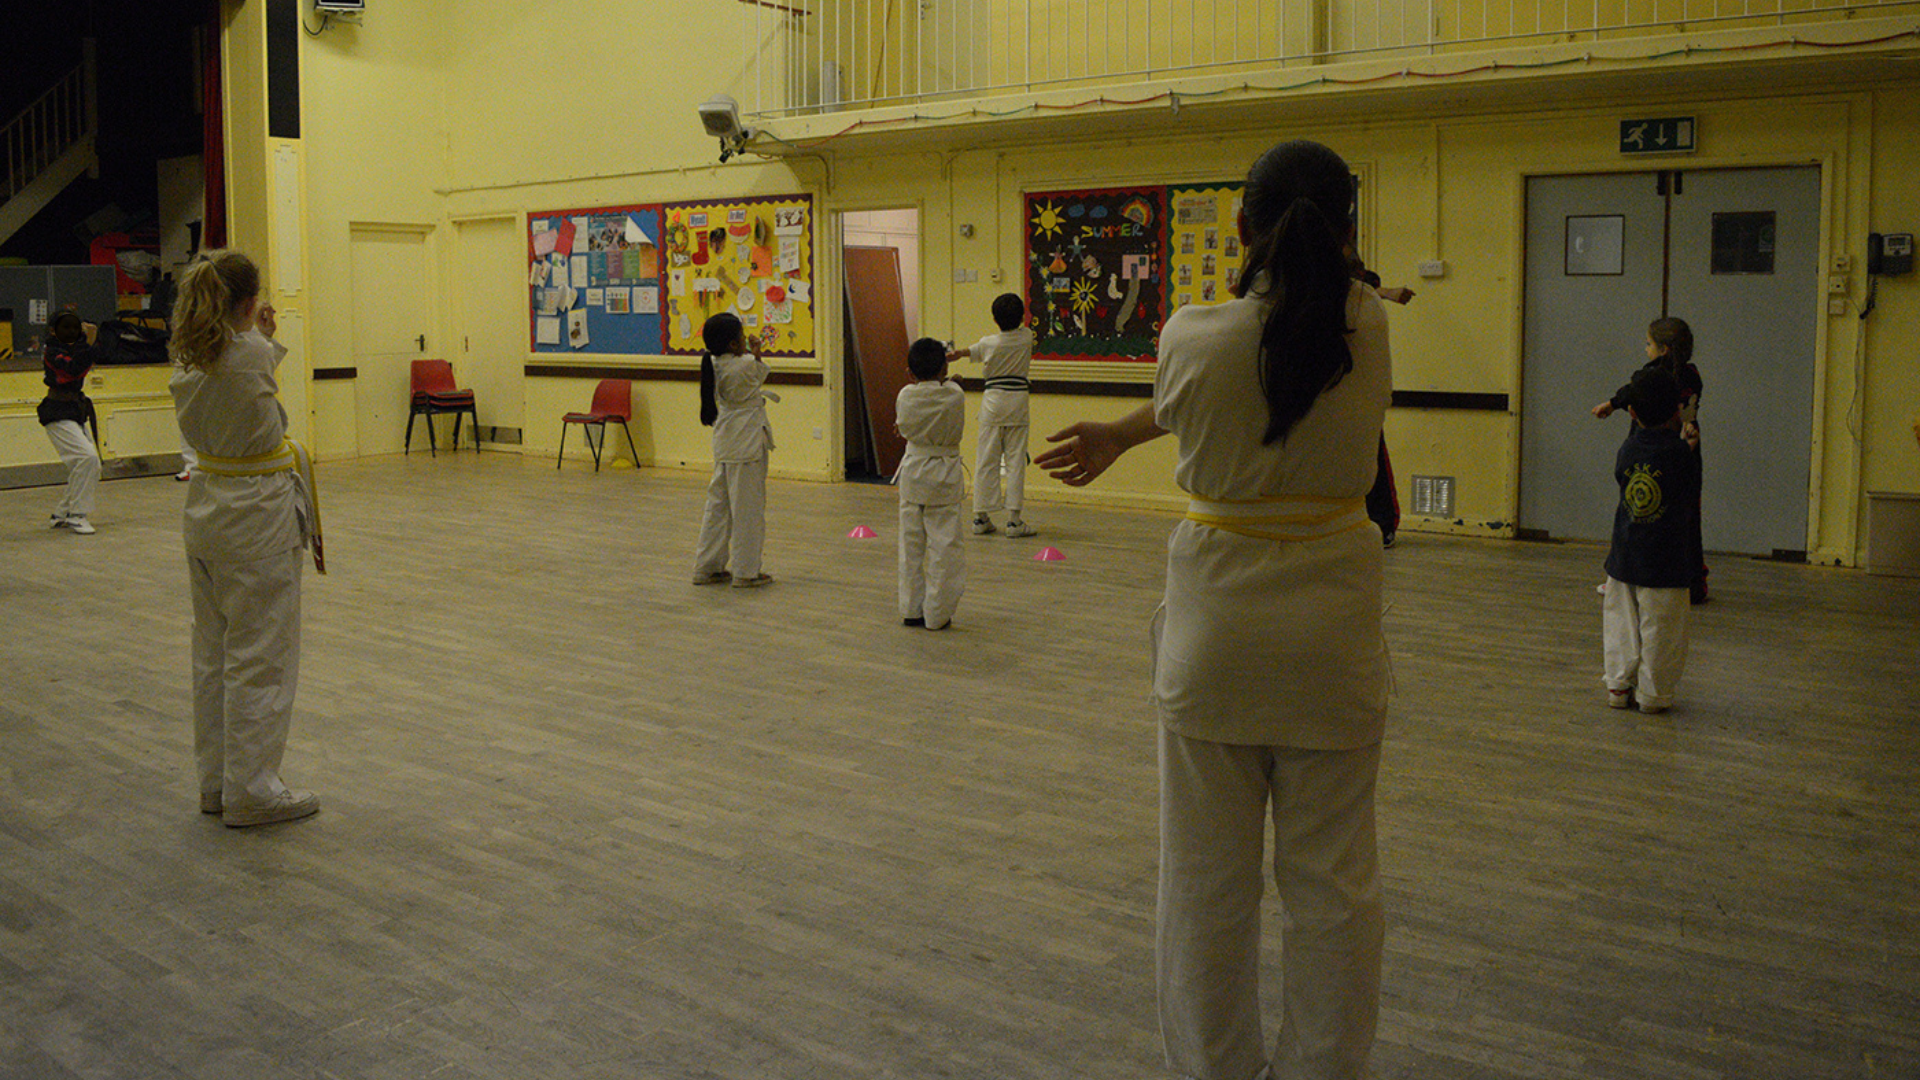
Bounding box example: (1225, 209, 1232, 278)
(170, 249, 261, 371)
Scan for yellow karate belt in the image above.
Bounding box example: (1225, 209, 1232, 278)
(193, 438, 327, 574)
(1184, 493, 1371, 542)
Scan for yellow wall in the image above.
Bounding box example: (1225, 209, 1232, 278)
(230, 0, 1920, 566)
(0, 366, 177, 465)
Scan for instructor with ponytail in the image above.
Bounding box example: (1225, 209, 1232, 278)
(1037, 140, 1391, 1080)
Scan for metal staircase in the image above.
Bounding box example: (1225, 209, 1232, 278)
(0, 45, 98, 249)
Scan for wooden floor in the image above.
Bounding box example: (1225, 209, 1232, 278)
(2, 453, 1915, 1080)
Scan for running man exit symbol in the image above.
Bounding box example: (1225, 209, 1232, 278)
(1620, 117, 1696, 155)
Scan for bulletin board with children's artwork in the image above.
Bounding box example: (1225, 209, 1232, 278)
(527, 205, 664, 354)
(1024, 187, 1166, 362)
(1166, 184, 1246, 317)
(660, 195, 815, 357)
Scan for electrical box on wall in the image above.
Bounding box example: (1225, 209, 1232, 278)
(1868, 232, 1913, 276)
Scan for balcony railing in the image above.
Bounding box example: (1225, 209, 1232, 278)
(737, 0, 1918, 119)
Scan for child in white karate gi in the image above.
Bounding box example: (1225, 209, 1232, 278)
(169, 250, 322, 827)
(894, 338, 967, 630)
(950, 292, 1037, 538)
(693, 312, 777, 588)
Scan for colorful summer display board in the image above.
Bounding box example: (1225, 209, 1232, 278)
(1024, 187, 1167, 362)
(661, 195, 815, 357)
(528, 205, 664, 354)
(1026, 179, 1376, 361)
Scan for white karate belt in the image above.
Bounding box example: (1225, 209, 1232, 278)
(1184, 493, 1370, 542)
(193, 437, 327, 574)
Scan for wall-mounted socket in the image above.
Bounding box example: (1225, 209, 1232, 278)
(1417, 260, 1448, 279)
(988, 268, 1002, 283)
(953, 268, 980, 283)
(1828, 296, 1848, 315)
(1832, 253, 1852, 274)
(1828, 276, 1849, 294)
(812, 427, 823, 440)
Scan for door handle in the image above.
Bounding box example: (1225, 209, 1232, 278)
(416, 334, 427, 351)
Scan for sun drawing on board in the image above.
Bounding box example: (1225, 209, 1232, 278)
(1070, 278, 1098, 318)
(1031, 200, 1066, 240)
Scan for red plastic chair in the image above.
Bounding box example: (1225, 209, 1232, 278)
(406, 360, 479, 456)
(558, 379, 639, 471)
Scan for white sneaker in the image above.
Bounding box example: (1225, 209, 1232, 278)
(1003, 519, 1036, 538)
(971, 516, 998, 536)
(64, 517, 96, 535)
(222, 788, 320, 827)
(49, 515, 66, 529)
(174, 470, 191, 482)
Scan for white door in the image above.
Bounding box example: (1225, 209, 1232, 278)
(450, 216, 526, 444)
(349, 226, 434, 456)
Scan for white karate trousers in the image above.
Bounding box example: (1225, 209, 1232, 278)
(898, 500, 965, 627)
(44, 419, 100, 520)
(190, 549, 303, 803)
(694, 453, 768, 578)
(1158, 727, 1383, 1080)
(1601, 577, 1691, 709)
(973, 423, 1028, 517)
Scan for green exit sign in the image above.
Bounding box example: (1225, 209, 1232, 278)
(1620, 117, 1696, 155)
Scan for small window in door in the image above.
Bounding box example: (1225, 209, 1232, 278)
(1564, 215, 1624, 276)
(1711, 211, 1776, 274)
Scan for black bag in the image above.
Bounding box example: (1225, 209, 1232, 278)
(91, 319, 171, 366)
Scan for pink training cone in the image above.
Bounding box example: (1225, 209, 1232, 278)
(1033, 546, 1066, 562)
(848, 525, 878, 539)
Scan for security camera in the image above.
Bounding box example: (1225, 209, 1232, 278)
(699, 93, 756, 161)
(698, 94, 743, 139)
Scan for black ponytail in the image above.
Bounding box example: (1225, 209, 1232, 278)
(699, 312, 743, 427)
(699, 352, 718, 426)
(1233, 141, 1357, 445)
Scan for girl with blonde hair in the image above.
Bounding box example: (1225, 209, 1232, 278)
(170, 249, 323, 827)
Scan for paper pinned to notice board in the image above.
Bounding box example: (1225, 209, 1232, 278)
(567, 307, 589, 349)
(570, 217, 590, 253)
(535, 317, 562, 345)
(632, 288, 658, 315)
(624, 217, 652, 245)
(570, 255, 589, 288)
(532, 229, 558, 257)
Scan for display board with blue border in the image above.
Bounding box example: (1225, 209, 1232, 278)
(527, 205, 664, 354)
